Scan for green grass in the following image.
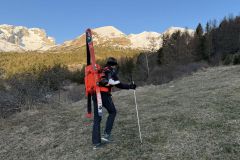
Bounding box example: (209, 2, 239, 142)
(0, 65, 239, 159)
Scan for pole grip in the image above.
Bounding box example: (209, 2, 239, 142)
(130, 74, 134, 84)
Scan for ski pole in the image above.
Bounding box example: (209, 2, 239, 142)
(132, 80, 143, 144)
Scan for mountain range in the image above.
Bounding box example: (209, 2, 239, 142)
(0, 25, 194, 52)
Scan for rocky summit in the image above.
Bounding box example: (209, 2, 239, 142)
(0, 24, 55, 52)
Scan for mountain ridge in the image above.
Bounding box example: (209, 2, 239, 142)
(54, 26, 194, 52)
(0, 25, 194, 52)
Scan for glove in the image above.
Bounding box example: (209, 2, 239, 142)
(98, 78, 108, 86)
(129, 82, 137, 89)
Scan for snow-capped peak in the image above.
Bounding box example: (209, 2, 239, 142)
(0, 24, 14, 28)
(127, 31, 162, 51)
(0, 24, 56, 51)
(128, 31, 161, 39)
(92, 26, 126, 38)
(163, 26, 194, 36)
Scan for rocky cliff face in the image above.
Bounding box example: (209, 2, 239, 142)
(0, 24, 55, 52)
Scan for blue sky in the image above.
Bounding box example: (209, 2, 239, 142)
(0, 0, 240, 44)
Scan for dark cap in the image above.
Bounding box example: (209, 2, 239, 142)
(106, 57, 118, 66)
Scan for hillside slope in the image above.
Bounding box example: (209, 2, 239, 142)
(0, 65, 240, 160)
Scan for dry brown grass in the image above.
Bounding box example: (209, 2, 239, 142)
(0, 65, 240, 160)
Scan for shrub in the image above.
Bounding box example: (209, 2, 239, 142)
(37, 64, 70, 91)
(0, 64, 72, 118)
(69, 66, 85, 84)
(233, 54, 240, 65)
(223, 55, 234, 65)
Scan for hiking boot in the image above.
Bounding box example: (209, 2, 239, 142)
(93, 143, 102, 150)
(101, 133, 112, 143)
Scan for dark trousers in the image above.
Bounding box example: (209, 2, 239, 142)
(92, 92, 117, 144)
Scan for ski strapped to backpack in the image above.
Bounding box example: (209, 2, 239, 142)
(85, 31, 92, 118)
(84, 29, 109, 117)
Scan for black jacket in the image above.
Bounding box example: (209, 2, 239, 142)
(103, 66, 130, 90)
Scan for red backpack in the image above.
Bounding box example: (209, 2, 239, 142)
(84, 64, 109, 96)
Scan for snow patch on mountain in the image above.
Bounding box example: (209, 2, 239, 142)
(163, 27, 194, 36)
(0, 39, 24, 52)
(128, 31, 162, 50)
(93, 26, 126, 38)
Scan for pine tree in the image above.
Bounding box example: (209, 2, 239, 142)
(196, 23, 203, 36)
(192, 23, 204, 61)
(202, 34, 213, 61)
(205, 22, 210, 33)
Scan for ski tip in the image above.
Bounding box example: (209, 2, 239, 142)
(86, 28, 91, 32)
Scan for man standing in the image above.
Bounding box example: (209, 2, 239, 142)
(92, 57, 136, 149)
